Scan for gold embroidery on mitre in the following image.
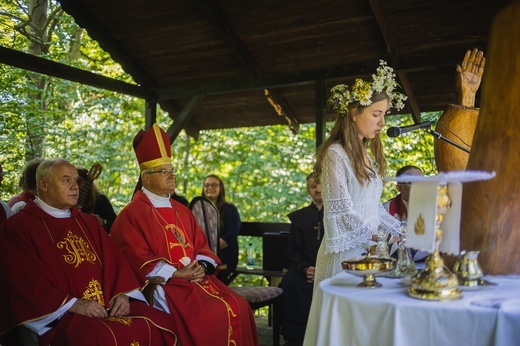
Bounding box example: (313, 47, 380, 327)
(414, 214, 425, 235)
(57, 230, 97, 267)
(107, 316, 133, 326)
(83, 279, 106, 307)
(130, 341, 140, 346)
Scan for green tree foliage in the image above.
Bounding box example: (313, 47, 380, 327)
(1, 1, 440, 219)
(1, 0, 444, 293)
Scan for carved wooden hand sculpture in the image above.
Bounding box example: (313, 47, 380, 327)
(455, 48, 486, 108)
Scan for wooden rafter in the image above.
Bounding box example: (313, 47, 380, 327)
(369, 0, 422, 121)
(58, 0, 201, 138)
(155, 62, 443, 100)
(166, 95, 205, 142)
(195, 0, 260, 75)
(264, 89, 300, 134)
(196, 0, 302, 133)
(0, 45, 149, 98)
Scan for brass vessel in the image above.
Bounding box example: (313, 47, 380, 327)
(342, 255, 395, 288)
(452, 250, 484, 287)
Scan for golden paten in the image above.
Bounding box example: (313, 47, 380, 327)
(342, 255, 395, 288)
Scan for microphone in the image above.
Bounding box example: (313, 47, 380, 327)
(386, 121, 432, 138)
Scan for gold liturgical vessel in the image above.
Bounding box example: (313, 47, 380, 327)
(408, 185, 462, 300)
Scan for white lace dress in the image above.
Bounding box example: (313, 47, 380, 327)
(313, 143, 400, 286)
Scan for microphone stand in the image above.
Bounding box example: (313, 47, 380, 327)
(425, 128, 471, 154)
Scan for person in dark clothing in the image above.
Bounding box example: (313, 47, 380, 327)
(171, 192, 189, 207)
(77, 166, 117, 234)
(201, 174, 240, 285)
(279, 173, 323, 346)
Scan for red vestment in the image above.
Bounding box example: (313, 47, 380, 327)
(0, 200, 178, 346)
(387, 193, 407, 220)
(111, 191, 258, 346)
(7, 191, 35, 207)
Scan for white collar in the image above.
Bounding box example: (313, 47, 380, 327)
(34, 197, 71, 218)
(142, 188, 172, 208)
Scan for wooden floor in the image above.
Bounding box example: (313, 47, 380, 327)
(255, 313, 282, 346)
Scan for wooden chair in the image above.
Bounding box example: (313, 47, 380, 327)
(231, 286, 283, 346)
(189, 196, 220, 255)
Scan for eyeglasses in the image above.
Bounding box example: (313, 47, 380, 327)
(204, 183, 220, 189)
(146, 169, 176, 176)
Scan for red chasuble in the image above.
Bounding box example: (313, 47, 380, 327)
(0, 200, 178, 346)
(388, 193, 407, 220)
(112, 191, 259, 346)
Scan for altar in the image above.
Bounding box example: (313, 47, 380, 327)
(304, 271, 520, 346)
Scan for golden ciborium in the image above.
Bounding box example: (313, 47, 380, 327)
(342, 254, 396, 288)
(408, 185, 462, 300)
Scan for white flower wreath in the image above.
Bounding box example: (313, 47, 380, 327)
(327, 60, 407, 115)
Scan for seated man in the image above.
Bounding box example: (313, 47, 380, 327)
(0, 158, 177, 346)
(383, 164, 428, 261)
(111, 124, 258, 346)
(279, 173, 323, 345)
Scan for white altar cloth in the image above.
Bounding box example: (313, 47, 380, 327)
(304, 271, 520, 346)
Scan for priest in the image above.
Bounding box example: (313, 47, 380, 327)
(0, 158, 178, 346)
(111, 124, 258, 346)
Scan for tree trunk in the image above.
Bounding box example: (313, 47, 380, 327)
(25, 0, 48, 160)
(460, 0, 520, 275)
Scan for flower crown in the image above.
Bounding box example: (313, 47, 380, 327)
(327, 60, 407, 115)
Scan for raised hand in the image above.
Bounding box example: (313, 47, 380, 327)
(455, 48, 486, 107)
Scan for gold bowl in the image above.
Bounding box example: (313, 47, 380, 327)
(342, 255, 396, 288)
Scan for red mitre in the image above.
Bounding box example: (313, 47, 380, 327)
(133, 123, 172, 171)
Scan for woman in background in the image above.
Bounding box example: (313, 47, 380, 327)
(202, 174, 240, 285)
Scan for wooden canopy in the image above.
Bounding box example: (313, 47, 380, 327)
(6, 0, 509, 139)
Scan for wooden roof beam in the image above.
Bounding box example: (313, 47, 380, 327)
(369, 0, 423, 120)
(166, 95, 205, 142)
(58, 0, 199, 137)
(195, 0, 261, 75)
(264, 89, 300, 134)
(368, 0, 399, 63)
(196, 0, 303, 133)
(0, 45, 150, 98)
(155, 62, 440, 100)
(396, 71, 422, 123)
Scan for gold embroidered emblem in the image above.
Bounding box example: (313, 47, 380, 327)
(83, 279, 105, 307)
(57, 230, 97, 267)
(130, 341, 140, 346)
(166, 224, 191, 248)
(107, 316, 133, 326)
(414, 214, 425, 235)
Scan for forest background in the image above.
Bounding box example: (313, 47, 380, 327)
(0, 0, 438, 270)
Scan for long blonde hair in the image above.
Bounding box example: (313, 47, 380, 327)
(314, 92, 388, 185)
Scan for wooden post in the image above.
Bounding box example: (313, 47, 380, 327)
(460, 0, 520, 275)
